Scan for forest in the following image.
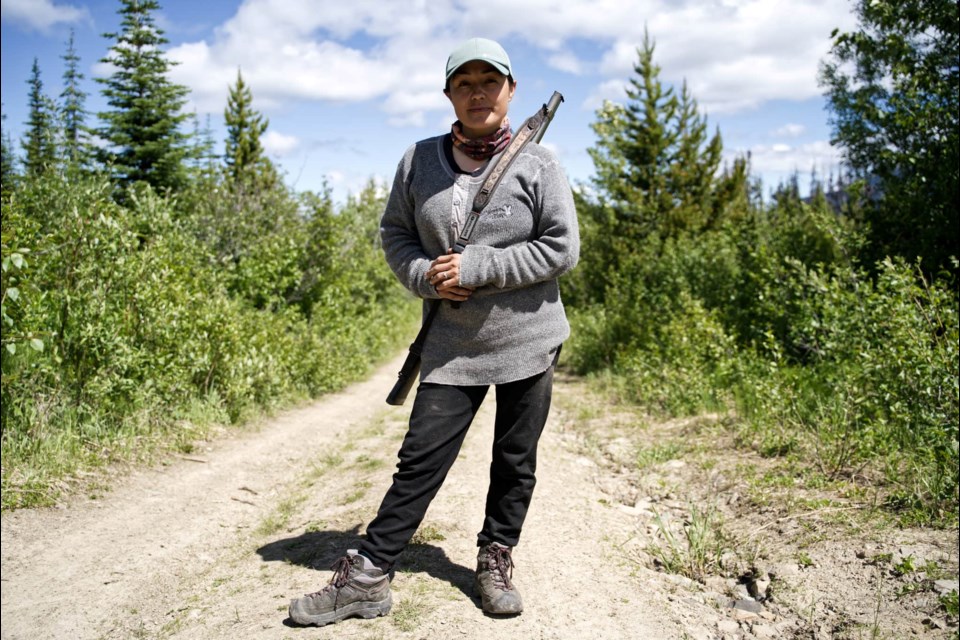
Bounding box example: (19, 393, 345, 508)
(2, 0, 957, 529)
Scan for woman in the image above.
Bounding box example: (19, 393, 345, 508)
(289, 37, 579, 627)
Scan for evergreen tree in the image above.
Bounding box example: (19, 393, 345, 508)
(668, 81, 727, 228)
(60, 28, 91, 168)
(819, 0, 959, 275)
(588, 32, 732, 240)
(22, 58, 58, 176)
(186, 111, 218, 176)
(1, 108, 19, 195)
(96, 0, 190, 192)
(570, 32, 749, 309)
(223, 69, 274, 187)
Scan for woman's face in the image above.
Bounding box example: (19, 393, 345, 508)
(445, 60, 516, 139)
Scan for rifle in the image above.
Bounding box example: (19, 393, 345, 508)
(386, 91, 564, 406)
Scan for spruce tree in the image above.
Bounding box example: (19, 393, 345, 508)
(96, 0, 190, 192)
(223, 69, 274, 187)
(588, 32, 728, 238)
(572, 32, 748, 308)
(2, 108, 19, 195)
(669, 82, 724, 225)
(185, 111, 218, 176)
(22, 58, 58, 176)
(60, 29, 91, 168)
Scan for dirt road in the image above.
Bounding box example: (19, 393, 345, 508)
(1, 355, 678, 639)
(3, 354, 957, 640)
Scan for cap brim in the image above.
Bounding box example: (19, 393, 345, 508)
(446, 57, 512, 79)
(446, 59, 511, 80)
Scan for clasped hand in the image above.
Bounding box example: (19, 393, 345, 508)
(426, 249, 474, 302)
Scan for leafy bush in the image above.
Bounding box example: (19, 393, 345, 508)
(1, 172, 413, 510)
(567, 177, 958, 523)
(733, 259, 958, 522)
(562, 30, 957, 525)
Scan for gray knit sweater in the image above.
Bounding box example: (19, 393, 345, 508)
(380, 134, 580, 385)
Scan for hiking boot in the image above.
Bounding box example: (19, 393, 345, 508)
(288, 550, 392, 626)
(475, 542, 523, 615)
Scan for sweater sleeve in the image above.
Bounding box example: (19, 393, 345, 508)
(459, 152, 580, 290)
(379, 155, 441, 299)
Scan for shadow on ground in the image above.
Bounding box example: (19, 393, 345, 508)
(257, 530, 476, 601)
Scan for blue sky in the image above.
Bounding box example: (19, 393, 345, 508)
(1, 0, 858, 205)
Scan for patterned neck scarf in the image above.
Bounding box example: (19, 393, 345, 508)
(450, 117, 512, 160)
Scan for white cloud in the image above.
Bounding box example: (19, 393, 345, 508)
(1, 0, 89, 31)
(773, 123, 806, 138)
(591, 0, 856, 114)
(167, 37, 398, 113)
(733, 138, 844, 188)
(158, 0, 856, 130)
(262, 130, 300, 157)
(583, 79, 629, 111)
(546, 52, 585, 75)
(165, 0, 459, 121)
(522, 0, 855, 116)
(326, 170, 390, 204)
(539, 140, 561, 157)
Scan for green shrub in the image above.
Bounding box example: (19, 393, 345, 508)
(732, 259, 958, 523)
(566, 179, 957, 523)
(1, 172, 413, 510)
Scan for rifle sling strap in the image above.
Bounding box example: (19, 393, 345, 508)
(453, 105, 548, 253)
(408, 104, 550, 360)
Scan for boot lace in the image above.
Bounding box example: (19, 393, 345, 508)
(305, 555, 353, 596)
(484, 545, 515, 590)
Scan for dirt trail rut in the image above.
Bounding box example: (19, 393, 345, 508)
(1, 355, 679, 639)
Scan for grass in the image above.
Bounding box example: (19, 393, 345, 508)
(410, 523, 446, 544)
(358, 417, 389, 439)
(1, 393, 252, 511)
(391, 579, 435, 633)
(796, 552, 814, 568)
(304, 519, 327, 533)
(255, 496, 301, 536)
(300, 453, 346, 491)
(940, 589, 959, 617)
(255, 451, 347, 536)
(559, 360, 959, 639)
(635, 442, 684, 470)
(647, 504, 729, 581)
(1, 295, 417, 514)
(341, 480, 373, 505)
(307, 453, 344, 479)
(354, 454, 387, 471)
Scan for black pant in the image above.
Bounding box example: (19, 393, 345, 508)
(359, 364, 555, 569)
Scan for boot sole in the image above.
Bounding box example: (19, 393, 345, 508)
(289, 592, 392, 626)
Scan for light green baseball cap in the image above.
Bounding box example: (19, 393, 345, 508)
(445, 38, 512, 81)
